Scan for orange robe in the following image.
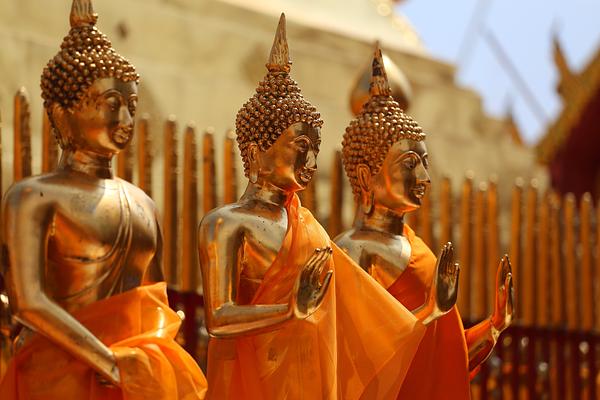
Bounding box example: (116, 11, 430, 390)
(389, 224, 471, 399)
(207, 195, 425, 399)
(0, 282, 207, 400)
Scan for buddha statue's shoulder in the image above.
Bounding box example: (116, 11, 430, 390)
(2, 174, 66, 211)
(199, 202, 247, 238)
(116, 178, 157, 212)
(199, 200, 286, 243)
(335, 228, 410, 273)
(334, 228, 379, 271)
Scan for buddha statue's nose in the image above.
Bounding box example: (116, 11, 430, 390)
(306, 149, 317, 169)
(417, 163, 431, 186)
(119, 103, 133, 127)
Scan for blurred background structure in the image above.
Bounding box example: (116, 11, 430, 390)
(1, 0, 600, 398)
(0, 0, 549, 221)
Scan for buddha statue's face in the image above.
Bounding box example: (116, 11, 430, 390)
(251, 122, 320, 192)
(51, 77, 138, 156)
(368, 139, 430, 214)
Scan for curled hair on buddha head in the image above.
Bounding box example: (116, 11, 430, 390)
(40, 0, 139, 149)
(342, 42, 426, 198)
(235, 13, 324, 177)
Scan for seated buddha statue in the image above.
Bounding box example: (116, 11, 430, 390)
(335, 44, 514, 399)
(198, 14, 459, 400)
(0, 1, 206, 399)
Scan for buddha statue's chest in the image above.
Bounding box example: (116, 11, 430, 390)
(45, 187, 157, 307)
(365, 234, 412, 289)
(236, 218, 289, 302)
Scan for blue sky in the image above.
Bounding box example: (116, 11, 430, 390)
(398, 0, 600, 144)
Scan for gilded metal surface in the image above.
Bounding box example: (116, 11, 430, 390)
(136, 115, 152, 197)
(327, 150, 344, 237)
(335, 43, 514, 369)
(202, 129, 217, 214)
(163, 116, 179, 288)
(2, 0, 160, 386)
(223, 130, 238, 204)
(13, 88, 32, 182)
(42, 111, 59, 173)
(182, 124, 200, 293)
(458, 174, 473, 319)
(198, 14, 331, 338)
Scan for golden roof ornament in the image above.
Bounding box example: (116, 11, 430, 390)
(235, 13, 323, 177)
(342, 42, 425, 198)
(350, 45, 412, 114)
(41, 0, 139, 112)
(369, 43, 393, 97)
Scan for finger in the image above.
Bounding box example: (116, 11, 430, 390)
(305, 248, 328, 284)
(453, 264, 461, 289)
(497, 254, 511, 283)
(505, 272, 514, 307)
(315, 270, 333, 304)
(442, 244, 453, 276)
(503, 255, 512, 275)
(300, 248, 323, 283)
(438, 243, 449, 261)
(312, 248, 332, 285)
(453, 262, 460, 281)
(504, 271, 512, 288)
(446, 242, 454, 260)
(306, 248, 325, 271)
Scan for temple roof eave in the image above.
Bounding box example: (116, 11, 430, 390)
(536, 46, 600, 164)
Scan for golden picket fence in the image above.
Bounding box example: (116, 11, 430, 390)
(1, 89, 600, 399)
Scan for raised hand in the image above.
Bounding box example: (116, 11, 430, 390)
(490, 255, 513, 333)
(291, 247, 334, 319)
(415, 242, 460, 326)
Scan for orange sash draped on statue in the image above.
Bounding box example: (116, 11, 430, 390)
(387, 224, 471, 399)
(0, 282, 207, 400)
(206, 194, 425, 400)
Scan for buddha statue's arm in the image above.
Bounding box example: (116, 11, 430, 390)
(198, 214, 332, 338)
(3, 185, 120, 385)
(142, 210, 165, 284)
(464, 256, 513, 372)
(198, 215, 292, 338)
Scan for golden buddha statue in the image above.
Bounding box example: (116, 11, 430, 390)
(198, 14, 459, 400)
(0, 1, 206, 398)
(335, 44, 514, 399)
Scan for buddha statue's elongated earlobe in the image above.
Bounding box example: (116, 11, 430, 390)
(357, 163, 374, 214)
(362, 190, 375, 215)
(247, 143, 260, 183)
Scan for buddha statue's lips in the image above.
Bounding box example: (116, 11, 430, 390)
(412, 185, 426, 198)
(298, 168, 315, 183)
(113, 129, 132, 144)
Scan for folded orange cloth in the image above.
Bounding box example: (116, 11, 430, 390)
(388, 225, 471, 399)
(0, 282, 207, 400)
(207, 195, 425, 399)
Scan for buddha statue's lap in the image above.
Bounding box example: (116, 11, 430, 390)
(335, 43, 514, 400)
(0, 1, 206, 399)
